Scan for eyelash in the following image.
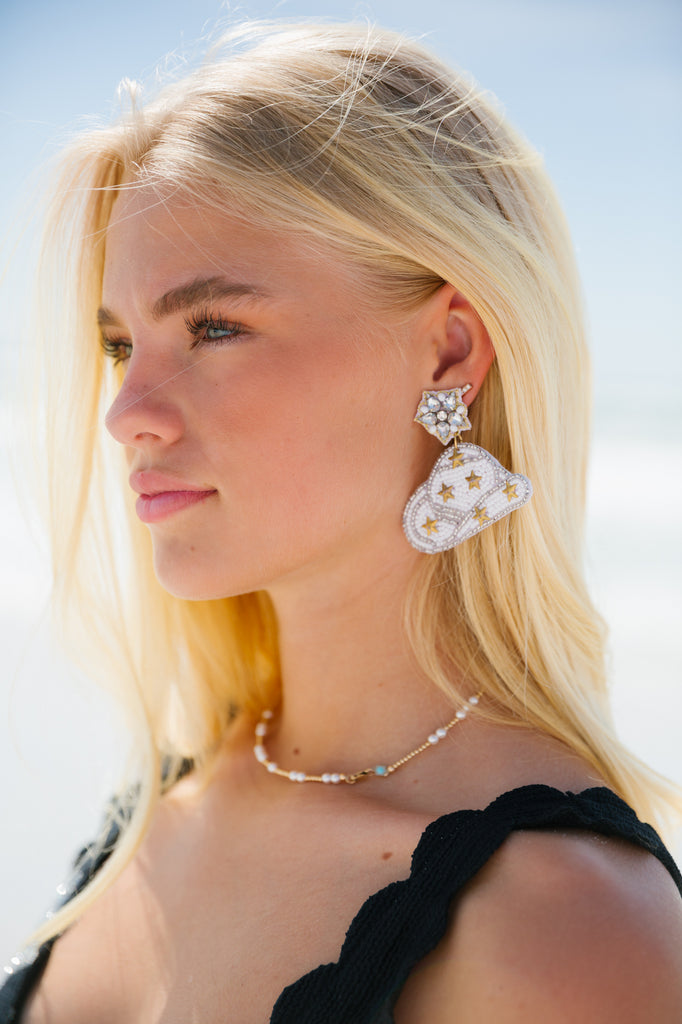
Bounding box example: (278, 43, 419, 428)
(183, 311, 246, 348)
(100, 337, 132, 366)
(99, 311, 246, 365)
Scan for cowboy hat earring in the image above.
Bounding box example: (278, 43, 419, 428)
(402, 385, 533, 553)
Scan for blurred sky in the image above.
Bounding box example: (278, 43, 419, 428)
(1, 0, 681, 959)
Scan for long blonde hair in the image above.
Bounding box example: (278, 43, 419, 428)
(28, 21, 678, 944)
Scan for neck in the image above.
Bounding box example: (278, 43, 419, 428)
(263, 540, 463, 777)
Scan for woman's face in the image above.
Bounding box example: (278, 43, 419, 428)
(101, 189, 438, 600)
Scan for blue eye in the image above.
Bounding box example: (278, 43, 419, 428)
(184, 312, 246, 347)
(205, 323, 239, 340)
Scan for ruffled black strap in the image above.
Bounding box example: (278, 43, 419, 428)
(271, 785, 682, 1024)
(0, 757, 194, 1023)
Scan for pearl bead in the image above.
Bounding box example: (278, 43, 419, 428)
(253, 695, 481, 784)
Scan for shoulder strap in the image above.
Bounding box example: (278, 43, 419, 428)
(0, 810, 123, 1022)
(0, 757, 195, 1021)
(271, 785, 682, 1024)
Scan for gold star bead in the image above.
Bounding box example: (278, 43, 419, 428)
(448, 448, 465, 468)
(503, 480, 518, 501)
(421, 517, 439, 536)
(438, 483, 454, 503)
(473, 506, 490, 525)
(466, 471, 482, 490)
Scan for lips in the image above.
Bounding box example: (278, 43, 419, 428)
(129, 470, 217, 524)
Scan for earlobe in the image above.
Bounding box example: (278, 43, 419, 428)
(430, 288, 494, 403)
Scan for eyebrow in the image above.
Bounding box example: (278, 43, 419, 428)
(96, 276, 268, 328)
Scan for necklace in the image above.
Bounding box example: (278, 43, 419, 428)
(253, 693, 481, 785)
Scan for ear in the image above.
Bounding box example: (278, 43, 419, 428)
(422, 284, 494, 404)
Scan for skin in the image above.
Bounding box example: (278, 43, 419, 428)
(23, 190, 682, 1023)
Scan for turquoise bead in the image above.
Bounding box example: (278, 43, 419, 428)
(375, 765, 388, 776)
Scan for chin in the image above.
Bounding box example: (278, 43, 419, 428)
(151, 545, 262, 602)
(152, 551, 226, 602)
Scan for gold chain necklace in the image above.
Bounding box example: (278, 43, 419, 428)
(253, 693, 481, 785)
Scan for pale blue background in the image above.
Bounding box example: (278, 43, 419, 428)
(1, 0, 680, 961)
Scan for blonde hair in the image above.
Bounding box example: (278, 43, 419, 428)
(28, 21, 678, 944)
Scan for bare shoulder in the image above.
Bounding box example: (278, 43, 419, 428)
(396, 827, 682, 1024)
(21, 792, 189, 1024)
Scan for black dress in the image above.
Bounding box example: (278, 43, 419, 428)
(2, 785, 681, 1024)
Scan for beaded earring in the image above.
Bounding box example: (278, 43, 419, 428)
(402, 385, 532, 553)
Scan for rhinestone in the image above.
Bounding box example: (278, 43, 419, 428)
(419, 403, 431, 415)
(436, 728, 447, 739)
(254, 745, 267, 762)
(422, 413, 436, 425)
(255, 723, 267, 737)
(468, 695, 479, 705)
(56, 882, 67, 896)
(437, 410, 448, 421)
(426, 395, 440, 410)
(288, 771, 299, 781)
(3, 965, 13, 976)
(331, 773, 341, 784)
(437, 422, 451, 437)
(267, 762, 278, 772)
(456, 404, 468, 417)
(428, 733, 439, 744)
(322, 773, 332, 784)
(262, 709, 274, 719)
(449, 413, 463, 427)
(443, 392, 457, 408)
(456, 710, 467, 719)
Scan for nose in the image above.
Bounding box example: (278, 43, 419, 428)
(104, 358, 184, 449)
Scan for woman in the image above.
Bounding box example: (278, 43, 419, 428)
(2, 21, 681, 1023)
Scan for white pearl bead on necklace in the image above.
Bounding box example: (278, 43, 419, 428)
(253, 695, 481, 785)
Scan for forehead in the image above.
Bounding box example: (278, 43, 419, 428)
(100, 186, 389, 328)
(103, 187, 319, 288)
